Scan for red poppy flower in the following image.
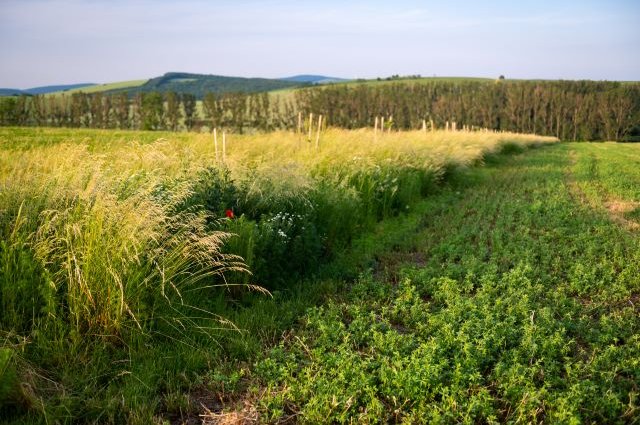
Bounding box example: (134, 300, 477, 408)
(225, 209, 234, 218)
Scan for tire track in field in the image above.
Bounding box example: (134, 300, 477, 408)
(564, 149, 590, 205)
(565, 147, 640, 232)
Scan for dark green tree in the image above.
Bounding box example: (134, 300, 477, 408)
(112, 93, 130, 129)
(164, 91, 181, 131)
(140, 92, 164, 130)
(181, 93, 197, 131)
(0, 97, 17, 125)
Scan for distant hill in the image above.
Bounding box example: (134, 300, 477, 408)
(0, 88, 25, 96)
(338, 76, 495, 88)
(280, 75, 349, 84)
(25, 83, 97, 95)
(107, 72, 309, 99)
(56, 80, 147, 96)
(0, 83, 97, 96)
(3, 74, 307, 98)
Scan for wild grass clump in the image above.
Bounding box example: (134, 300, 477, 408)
(0, 142, 248, 337)
(0, 139, 252, 416)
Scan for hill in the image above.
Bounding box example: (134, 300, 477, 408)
(0, 83, 97, 96)
(338, 75, 494, 88)
(280, 74, 349, 84)
(108, 72, 309, 98)
(7, 73, 308, 99)
(55, 79, 148, 95)
(25, 83, 97, 95)
(0, 88, 24, 96)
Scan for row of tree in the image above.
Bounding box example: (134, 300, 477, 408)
(295, 81, 640, 141)
(0, 91, 297, 133)
(0, 92, 199, 131)
(0, 80, 638, 140)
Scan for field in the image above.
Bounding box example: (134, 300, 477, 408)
(246, 142, 640, 423)
(46, 79, 149, 96)
(0, 128, 638, 424)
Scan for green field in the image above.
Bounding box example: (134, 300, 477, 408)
(0, 128, 638, 423)
(266, 76, 495, 99)
(240, 142, 640, 423)
(46, 79, 148, 96)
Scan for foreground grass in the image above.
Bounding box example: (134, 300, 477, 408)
(230, 143, 640, 423)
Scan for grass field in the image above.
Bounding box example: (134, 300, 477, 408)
(1, 129, 639, 424)
(266, 76, 496, 102)
(45, 79, 148, 96)
(339, 76, 494, 87)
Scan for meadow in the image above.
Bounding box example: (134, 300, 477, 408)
(1, 127, 638, 423)
(45, 80, 149, 97)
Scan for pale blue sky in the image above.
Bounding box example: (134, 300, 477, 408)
(1, 0, 638, 88)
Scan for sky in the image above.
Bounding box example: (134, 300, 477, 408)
(0, 0, 639, 88)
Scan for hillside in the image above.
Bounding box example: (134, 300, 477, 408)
(107, 72, 308, 98)
(280, 74, 349, 84)
(0, 83, 96, 96)
(0, 89, 23, 96)
(55, 79, 148, 95)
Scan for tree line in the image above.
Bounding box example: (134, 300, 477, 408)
(0, 80, 638, 140)
(0, 91, 297, 133)
(295, 80, 640, 141)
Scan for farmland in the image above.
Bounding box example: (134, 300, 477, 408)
(47, 79, 149, 96)
(0, 127, 639, 424)
(248, 142, 640, 423)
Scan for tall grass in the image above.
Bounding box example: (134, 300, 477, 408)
(0, 128, 557, 323)
(0, 140, 251, 337)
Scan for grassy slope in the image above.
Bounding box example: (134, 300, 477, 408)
(45, 79, 148, 96)
(232, 143, 640, 423)
(339, 76, 494, 87)
(268, 76, 640, 107)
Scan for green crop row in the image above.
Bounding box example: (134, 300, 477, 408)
(249, 143, 640, 424)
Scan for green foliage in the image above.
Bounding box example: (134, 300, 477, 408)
(179, 166, 239, 217)
(0, 97, 18, 126)
(253, 143, 640, 424)
(0, 347, 18, 408)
